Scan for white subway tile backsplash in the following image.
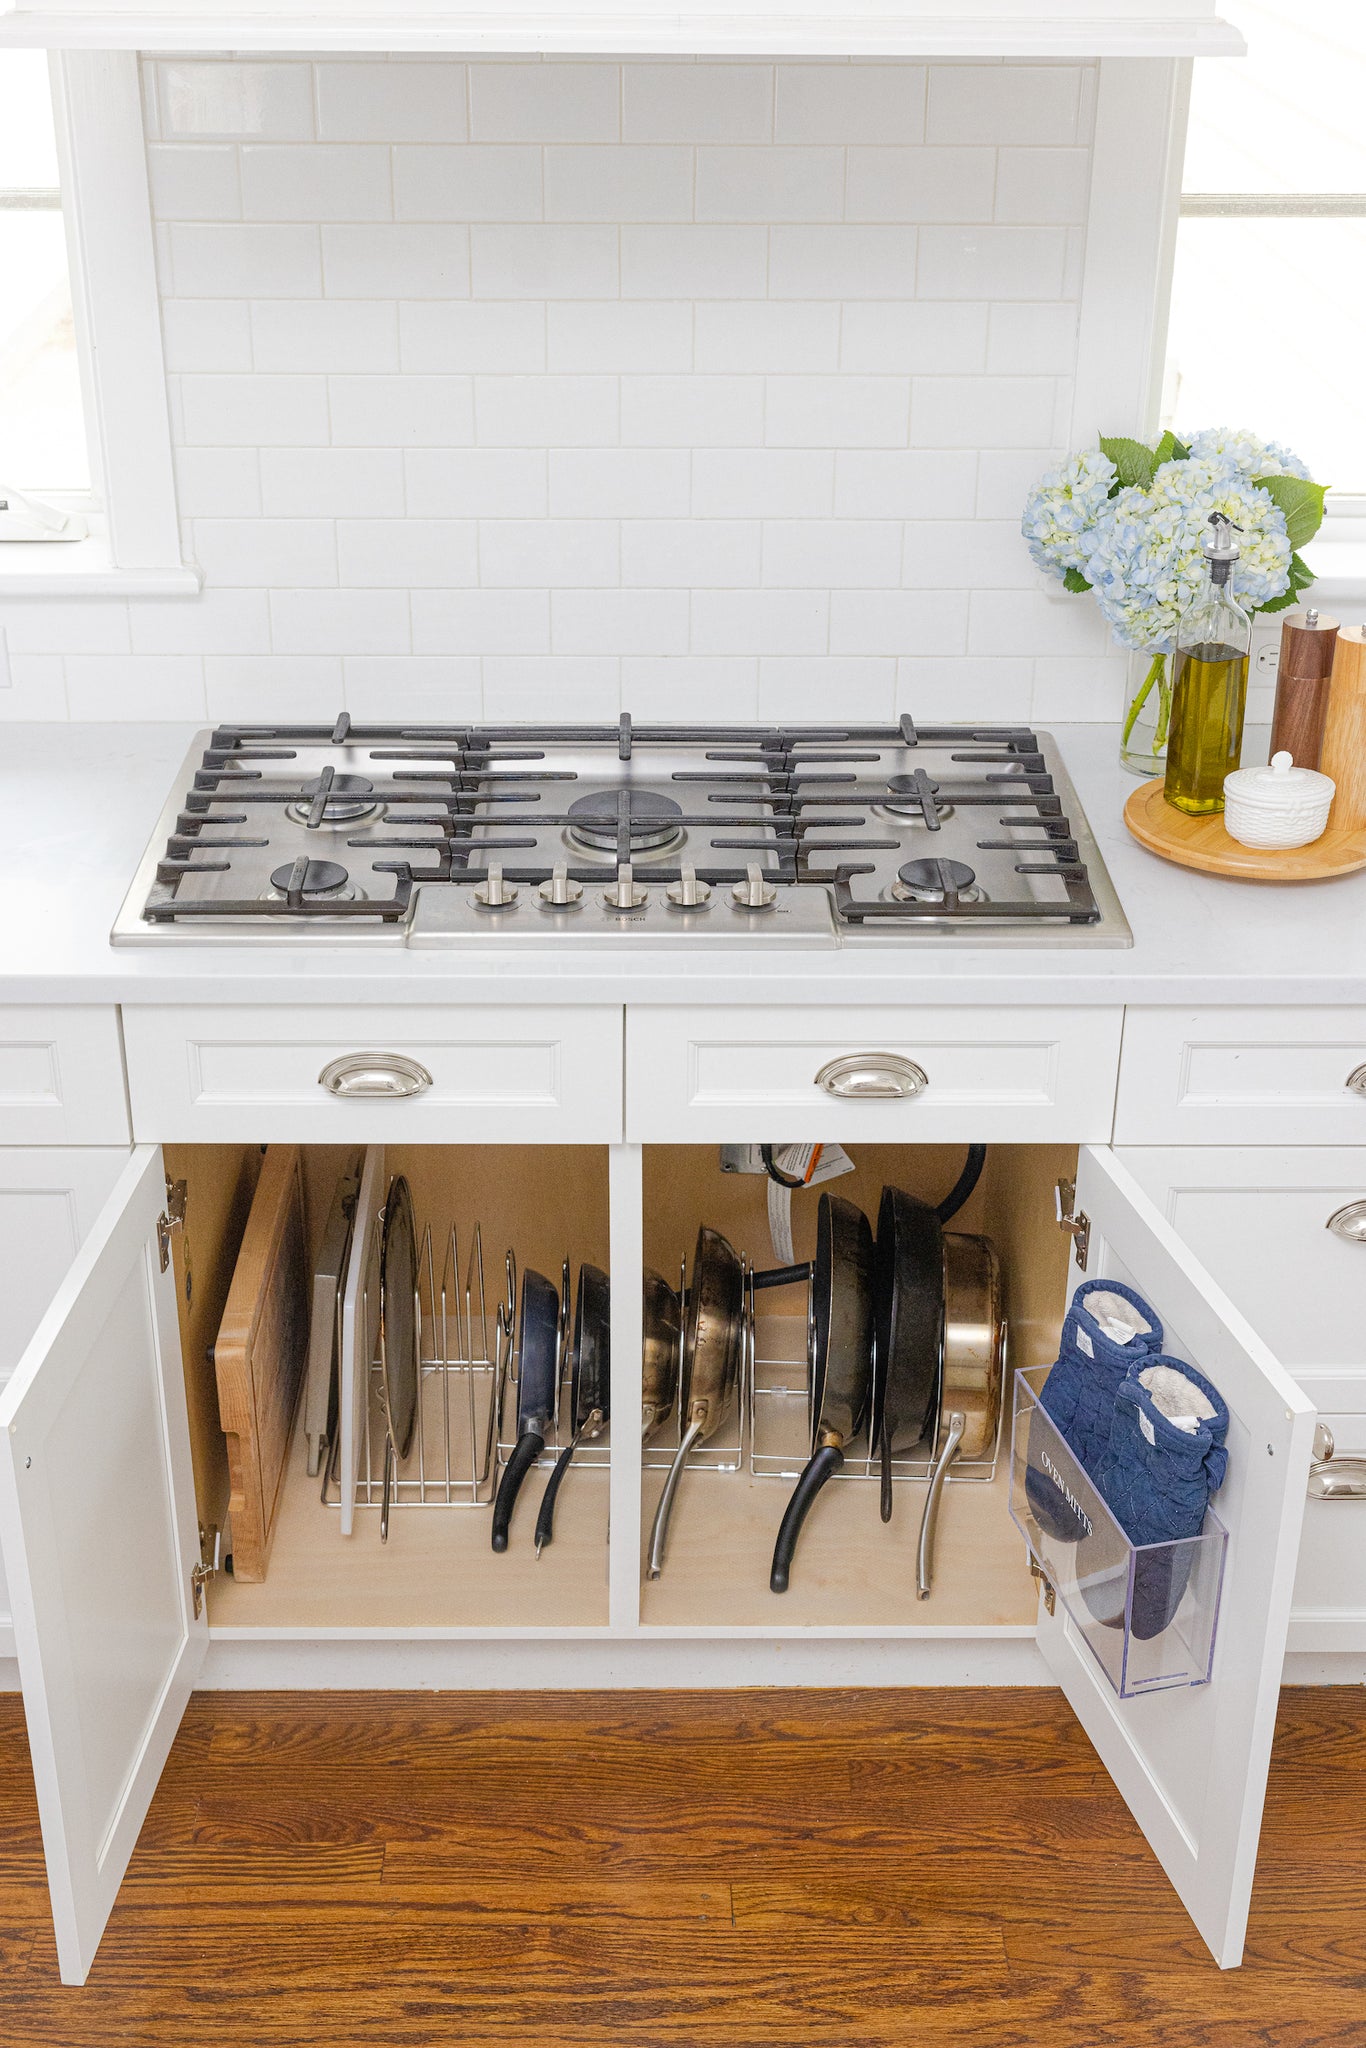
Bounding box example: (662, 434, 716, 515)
(829, 588, 969, 656)
(483, 655, 621, 717)
(471, 224, 619, 298)
(897, 655, 1034, 721)
(337, 519, 478, 586)
(768, 227, 917, 300)
(315, 61, 468, 143)
(180, 373, 331, 446)
(553, 588, 690, 655)
(344, 655, 483, 716)
(916, 226, 1068, 300)
(3, 601, 131, 654)
(926, 65, 1082, 146)
(250, 300, 399, 372)
(909, 375, 1057, 448)
(764, 375, 909, 449)
(194, 518, 339, 587)
(261, 447, 406, 516)
(839, 301, 988, 374)
(774, 63, 925, 145)
(173, 447, 262, 517)
(986, 302, 1078, 375)
(759, 654, 896, 718)
(621, 226, 768, 300)
(621, 376, 764, 447)
(129, 589, 271, 654)
(156, 60, 314, 140)
(994, 147, 1090, 225)
(329, 375, 474, 445)
(161, 299, 253, 373)
(547, 302, 693, 373)
(395, 145, 543, 222)
(761, 519, 902, 588)
(270, 587, 411, 653)
(478, 519, 619, 587)
(900, 518, 1033, 590)
(412, 588, 550, 653)
(475, 375, 619, 447)
(168, 222, 322, 297)
(692, 588, 828, 656)
(66, 655, 207, 720)
(400, 301, 546, 372)
(976, 447, 1061, 518)
(549, 450, 691, 517)
(240, 144, 392, 222)
(545, 146, 693, 223)
(621, 520, 761, 588)
(623, 654, 759, 719)
(623, 64, 772, 144)
(0, 655, 64, 721)
(405, 448, 548, 517)
(147, 144, 241, 220)
(322, 224, 469, 297)
(845, 146, 994, 224)
(694, 146, 844, 224)
(692, 448, 833, 517)
(694, 302, 840, 372)
(1033, 653, 1126, 721)
(833, 448, 977, 518)
(470, 62, 621, 144)
(205, 654, 345, 719)
(967, 587, 1108, 657)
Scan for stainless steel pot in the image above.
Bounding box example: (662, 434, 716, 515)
(915, 1231, 1007, 1599)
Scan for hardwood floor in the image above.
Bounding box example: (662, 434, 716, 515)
(0, 1687, 1362, 2045)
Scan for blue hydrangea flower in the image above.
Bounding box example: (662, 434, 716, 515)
(1021, 447, 1117, 579)
(1185, 428, 1311, 482)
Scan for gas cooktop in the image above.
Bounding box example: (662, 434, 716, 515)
(111, 714, 1131, 948)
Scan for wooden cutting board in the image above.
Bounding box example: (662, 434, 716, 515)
(214, 1145, 310, 1583)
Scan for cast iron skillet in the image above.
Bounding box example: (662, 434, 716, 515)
(376, 1175, 419, 1543)
(534, 1263, 611, 1554)
(647, 1226, 743, 1579)
(770, 1193, 875, 1594)
(871, 1186, 946, 1523)
(491, 1266, 561, 1552)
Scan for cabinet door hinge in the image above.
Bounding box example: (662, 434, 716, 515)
(158, 1177, 187, 1273)
(1030, 1560, 1057, 1617)
(191, 1525, 221, 1619)
(1055, 1177, 1090, 1271)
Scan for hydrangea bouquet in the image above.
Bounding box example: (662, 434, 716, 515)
(1022, 429, 1328, 774)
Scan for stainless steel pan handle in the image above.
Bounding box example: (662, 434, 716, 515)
(815, 1053, 928, 1100)
(916, 1409, 965, 1600)
(646, 1417, 704, 1580)
(319, 1052, 432, 1099)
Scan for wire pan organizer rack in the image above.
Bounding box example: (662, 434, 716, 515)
(496, 1257, 612, 1474)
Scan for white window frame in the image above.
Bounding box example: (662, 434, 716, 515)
(0, 49, 198, 595)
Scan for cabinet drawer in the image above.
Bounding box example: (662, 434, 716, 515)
(626, 1005, 1122, 1142)
(1117, 1008, 1366, 1145)
(0, 1008, 128, 1145)
(122, 1005, 622, 1143)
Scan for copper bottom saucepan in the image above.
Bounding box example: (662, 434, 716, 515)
(915, 1230, 1007, 1599)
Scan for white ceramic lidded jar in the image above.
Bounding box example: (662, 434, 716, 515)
(1223, 751, 1336, 849)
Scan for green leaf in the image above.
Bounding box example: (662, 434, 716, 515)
(1099, 435, 1158, 490)
(1153, 430, 1190, 466)
(1253, 551, 1315, 617)
(1062, 566, 1092, 593)
(1255, 474, 1328, 550)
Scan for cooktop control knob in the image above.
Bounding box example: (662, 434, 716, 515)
(537, 863, 583, 909)
(603, 862, 649, 912)
(732, 863, 778, 911)
(665, 864, 712, 909)
(473, 863, 518, 909)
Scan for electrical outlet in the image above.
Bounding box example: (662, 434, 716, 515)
(1254, 641, 1280, 677)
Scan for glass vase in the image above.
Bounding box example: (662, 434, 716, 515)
(1120, 647, 1173, 779)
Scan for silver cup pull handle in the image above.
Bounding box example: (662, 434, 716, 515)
(1346, 1064, 1366, 1098)
(815, 1052, 928, 1100)
(1327, 1200, 1366, 1243)
(318, 1051, 433, 1099)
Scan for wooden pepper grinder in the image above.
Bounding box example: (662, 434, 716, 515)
(1270, 607, 1339, 768)
(1320, 623, 1366, 833)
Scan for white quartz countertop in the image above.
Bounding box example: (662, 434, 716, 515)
(3, 720, 1363, 1008)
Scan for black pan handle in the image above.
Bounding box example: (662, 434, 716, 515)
(752, 1261, 813, 1292)
(770, 1442, 843, 1593)
(880, 1412, 894, 1524)
(491, 1430, 544, 1552)
(534, 1424, 587, 1556)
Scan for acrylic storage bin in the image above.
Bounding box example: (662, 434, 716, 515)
(1008, 1367, 1228, 1698)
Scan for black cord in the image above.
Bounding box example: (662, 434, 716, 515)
(760, 1144, 805, 1190)
(935, 1143, 987, 1224)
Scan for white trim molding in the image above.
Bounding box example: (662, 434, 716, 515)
(0, 50, 197, 597)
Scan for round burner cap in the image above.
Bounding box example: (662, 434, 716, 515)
(270, 858, 350, 896)
(896, 857, 977, 902)
(566, 788, 685, 852)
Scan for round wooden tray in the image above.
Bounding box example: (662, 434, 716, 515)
(1124, 777, 1366, 881)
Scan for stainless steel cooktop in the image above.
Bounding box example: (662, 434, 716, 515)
(111, 714, 1131, 948)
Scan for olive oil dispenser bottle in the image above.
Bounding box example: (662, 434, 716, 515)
(1163, 511, 1251, 816)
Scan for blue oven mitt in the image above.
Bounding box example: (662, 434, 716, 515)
(1025, 1281, 1163, 1544)
(1093, 1359, 1230, 1640)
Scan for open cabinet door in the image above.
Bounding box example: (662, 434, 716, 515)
(0, 1147, 207, 1985)
(1038, 1146, 1314, 1969)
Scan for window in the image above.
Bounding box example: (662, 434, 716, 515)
(1163, 3, 1366, 520)
(0, 50, 89, 496)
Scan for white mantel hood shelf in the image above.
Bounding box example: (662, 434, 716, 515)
(0, 0, 1246, 56)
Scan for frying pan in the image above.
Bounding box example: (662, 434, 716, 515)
(534, 1263, 611, 1555)
(491, 1266, 561, 1552)
(646, 1226, 743, 1580)
(871, 1186, 945, 1524)
(376, 1175, 419, 1543)
(916, 1231, 1006, 1598)
(770, 1193, 875, 1594)
(642, 1268, 682, 1442)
